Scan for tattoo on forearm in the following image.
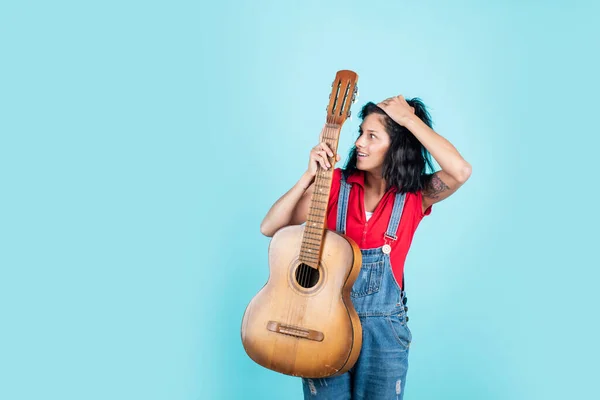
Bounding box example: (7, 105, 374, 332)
(424, 174, 450, 199)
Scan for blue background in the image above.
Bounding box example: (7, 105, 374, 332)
(1, 0, 598, 399)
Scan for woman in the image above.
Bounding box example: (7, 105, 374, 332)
(260, 95, 472, 399)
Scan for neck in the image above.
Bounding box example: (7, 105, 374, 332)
(364, 169, 387, 195)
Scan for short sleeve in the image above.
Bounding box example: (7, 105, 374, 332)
(417, 189, 433, 217)
(328, 168, 343, 209)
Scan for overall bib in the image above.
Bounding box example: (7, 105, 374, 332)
(302, 175, 413, 399)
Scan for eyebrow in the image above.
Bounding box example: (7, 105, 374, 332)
(359, 126, 378, 133)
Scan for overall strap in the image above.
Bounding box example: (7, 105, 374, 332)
(385, 191, 407, 292)
(384, 192, 406, 241)
(336, 173, 352, 234)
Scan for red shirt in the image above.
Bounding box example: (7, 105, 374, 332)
(326, 168, 432, 290)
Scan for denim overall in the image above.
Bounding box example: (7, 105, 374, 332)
(302, 175, 413, 399)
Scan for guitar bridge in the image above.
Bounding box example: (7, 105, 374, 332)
(266, 321, 324, 342)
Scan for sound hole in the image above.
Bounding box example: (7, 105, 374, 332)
(295, 263, 320, 288)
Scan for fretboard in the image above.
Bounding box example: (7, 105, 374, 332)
(299, 122, 341, 267)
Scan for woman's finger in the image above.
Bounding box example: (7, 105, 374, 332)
(318, 151, 331, 169)
(312, 150, 327, 170)
(321, 142, 334, 158)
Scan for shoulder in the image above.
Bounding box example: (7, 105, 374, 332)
(416, 189, 433, 217)
(330, 168, 344, 190)
(401, 189, 432, 218)
(333, 167, 343, 181)
(328, 168, 344, 205)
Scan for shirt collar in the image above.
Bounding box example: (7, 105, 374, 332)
(345, 170, 398, 194)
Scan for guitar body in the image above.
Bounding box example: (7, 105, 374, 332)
(241, 225, 363, 378)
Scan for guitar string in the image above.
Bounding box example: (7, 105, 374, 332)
(290, 122, 328, 327)
(293, 119, 338, 328)
(300, 120, 334, 290)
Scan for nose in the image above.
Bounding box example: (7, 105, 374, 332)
(355, 136, 366, 149)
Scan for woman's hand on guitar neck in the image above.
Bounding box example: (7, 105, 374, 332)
(259, 142, 341, 237)
(307, 142, 341, 179)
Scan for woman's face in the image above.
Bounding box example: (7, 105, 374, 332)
(354, 113, 391, 174)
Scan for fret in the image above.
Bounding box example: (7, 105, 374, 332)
(302, 238, 322, 246)
(300, 247, 320, 255)
(303, 230, 324, 239)
(304, 222, 324, 229)
(308, 205, 327, 212)
(302, 234, 323, 244)
(307, 213, 326, 218)
(299, 250, 320, 258)
(304, 228, 324, 235)
(305, 220, 325, 228)
(299, 253, 320, 262)
(310, 199, 328, 205)
(305, 222, 324, 229)
(305, 221, 324, 226)
(304, 232, 323, 244)
(303, 235, 323, 243)
(309, 198, 328, 204)
(299, 252, 320, 260)
(308, 210, 327, 216)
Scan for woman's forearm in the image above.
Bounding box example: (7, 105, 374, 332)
(260, 172, 314, 237)
(404, 117, 471, 182)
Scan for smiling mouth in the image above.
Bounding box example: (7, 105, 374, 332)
(357, 152, 368, 157)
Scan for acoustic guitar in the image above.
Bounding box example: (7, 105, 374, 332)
(241, 70, 362, 378)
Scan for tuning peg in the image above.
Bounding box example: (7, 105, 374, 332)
(347, 110, 352, 120)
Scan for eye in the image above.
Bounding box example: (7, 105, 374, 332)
(369, 133, 376, 139)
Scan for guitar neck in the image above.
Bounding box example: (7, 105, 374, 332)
(297, 69, 358, 268)
(299, 122, 341, 267)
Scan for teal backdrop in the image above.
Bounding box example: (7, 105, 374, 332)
(1, 1, 598, 399)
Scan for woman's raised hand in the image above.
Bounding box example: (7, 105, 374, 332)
(306, 142, 341, 178)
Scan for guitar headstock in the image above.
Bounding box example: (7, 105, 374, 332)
(326, 70, 359, 126)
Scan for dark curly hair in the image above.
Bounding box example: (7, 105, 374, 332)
(343, 98, 436, 194)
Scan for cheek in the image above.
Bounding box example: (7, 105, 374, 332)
(376, 146, 390, 159)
